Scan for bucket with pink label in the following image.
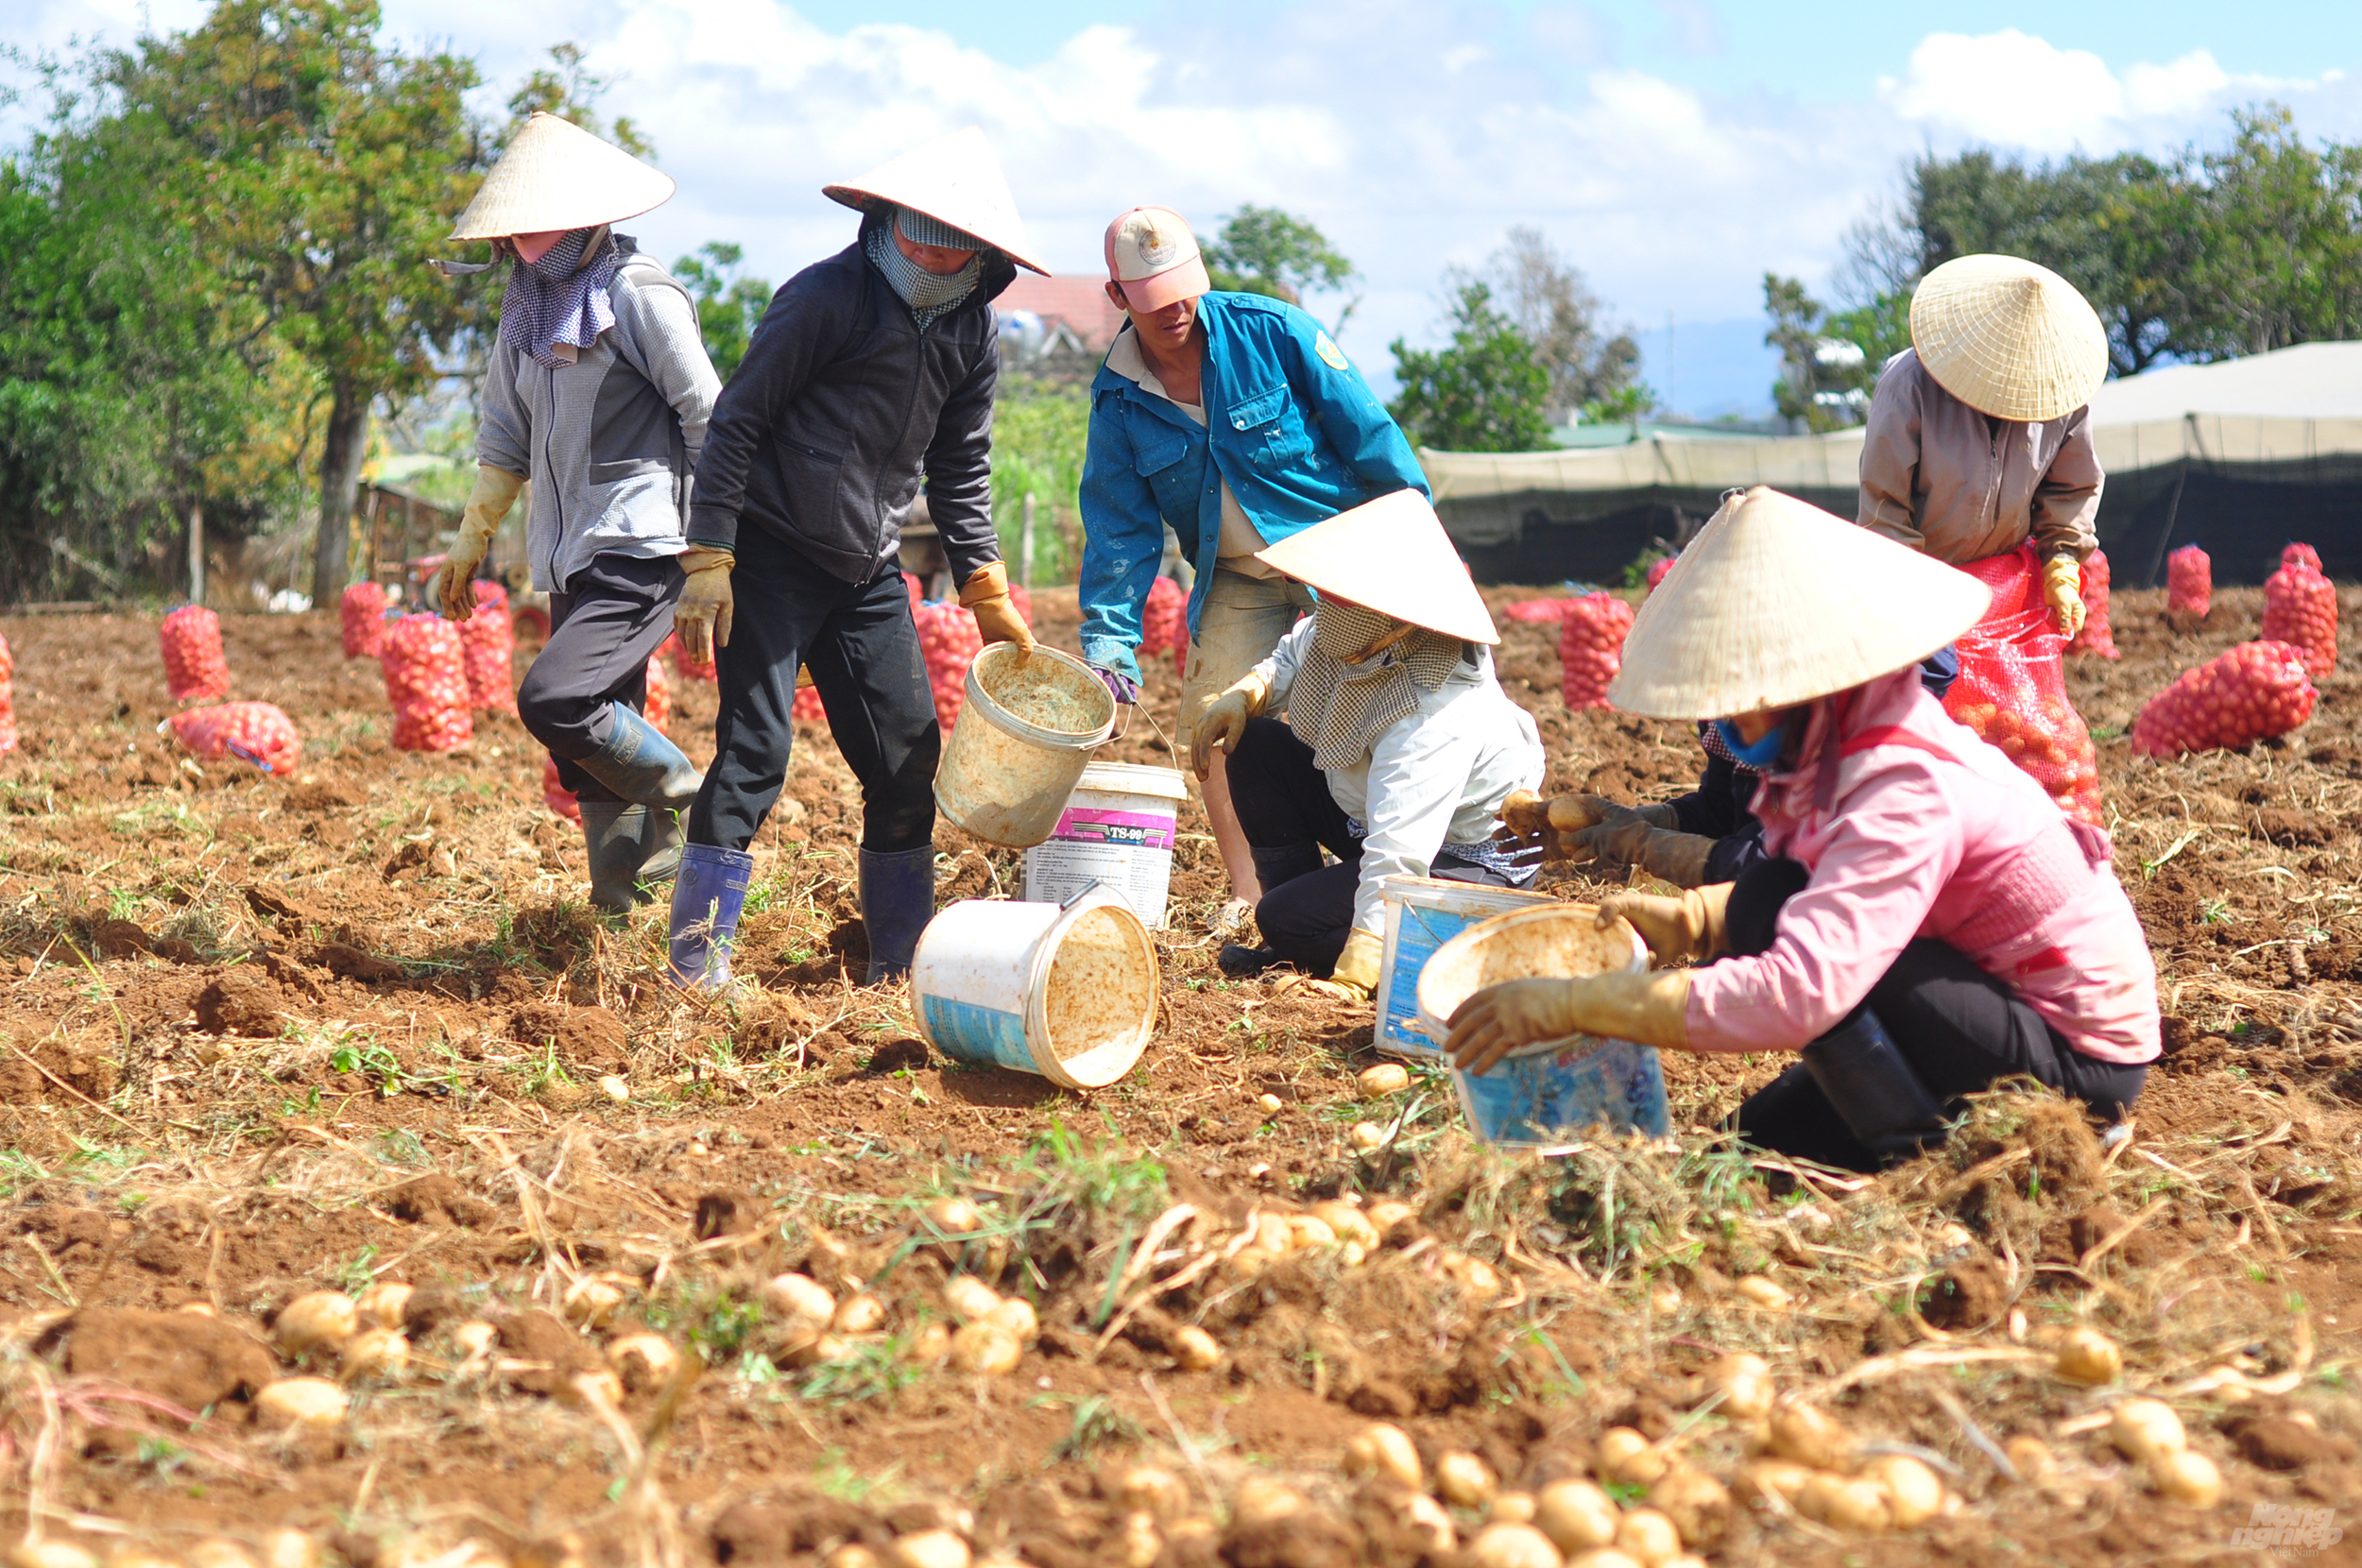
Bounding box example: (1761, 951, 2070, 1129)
(1021, 762, 1188, 929)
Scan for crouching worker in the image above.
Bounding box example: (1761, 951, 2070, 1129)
(1448, 487, 2158, 1171)
(667, 128, 1039, 993)
(439, 113, 720, 913)
(1192, 492, 1543, 997)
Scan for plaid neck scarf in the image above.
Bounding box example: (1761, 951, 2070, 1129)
(1288, 601, 1463, 771)
(499, 227, 621, 370)
(864, 208, 982, 331)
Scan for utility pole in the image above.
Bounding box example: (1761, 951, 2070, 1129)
(1020, 492, 1036, 589)
(187, 502, 205, 607)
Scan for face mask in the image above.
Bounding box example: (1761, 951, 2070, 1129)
(1714, 716, 1789, 769)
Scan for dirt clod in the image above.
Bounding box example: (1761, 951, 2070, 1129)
(42, 1306, 276, 1411)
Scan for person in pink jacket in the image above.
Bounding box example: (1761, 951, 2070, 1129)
(1454, 486, 2159, 1170)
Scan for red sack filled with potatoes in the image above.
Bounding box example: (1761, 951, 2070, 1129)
(165, 702, 301, 775)
(1943, 545, 2101, 826)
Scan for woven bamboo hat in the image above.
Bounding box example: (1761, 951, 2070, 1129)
(1608, 486, 1990, 719)
(824, 127, 1049, 275)
(449, 113, 676, 242)
(1252, 489, 1498, 644)
(1909, 254, 2109, 422)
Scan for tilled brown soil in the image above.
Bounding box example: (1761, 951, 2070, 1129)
(0, 585, 2358, 1568)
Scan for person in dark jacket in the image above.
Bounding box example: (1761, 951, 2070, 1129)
(665, 128, 1042, 994)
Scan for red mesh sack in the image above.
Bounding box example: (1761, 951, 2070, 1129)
(642, 652, 673, 734)
(2067, 547, 2118, 659)
(1139, 575, 1187, 656)
(1503, 599, 1566, 624)
(905, 571, 923, 612)
(2166, 545, 2211, 625)
(0, 632, 18, 756)
(2284, 542, 2322, 573)
(340, 583, 388, 660)
(1943, 545, 2101, 826)
(543, 754, 580, 822)
(161, 605, 231, 703)
(915, 602, 984, 731)
(2133, 640, 2317, 758)
(1559, 591, 1635, 709)
(662, 627, 717, 683)
(381, 614, 473, 752)
(1646, 556, 1676, 592)
(2262, 560, 2336, 676)
(458, 582, 518, 714)
(165, 701, 301, 775)
(793, 676, 828, 724)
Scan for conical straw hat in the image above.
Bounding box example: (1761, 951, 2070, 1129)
(449, 113, 676, 241)
(1909, 253, 2108, 422)
(1252, 490, 1498, 644)
(824, 127, 1050, 275)
(1607, 486, 1991, 719)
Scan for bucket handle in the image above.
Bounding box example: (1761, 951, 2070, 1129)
(1060, 878, 1114, 912)
(1107, 700, 1179, 758)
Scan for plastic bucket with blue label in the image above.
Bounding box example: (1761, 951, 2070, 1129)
(908, 883, 1157, 1090)
(1371, 876, 1558, 1060)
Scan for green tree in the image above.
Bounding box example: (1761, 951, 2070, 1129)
(2179, 106, 2362, 357)
(1387, 282, 1550, 452)
(1204, 205, 1359, 327)
(1763, 274, 1877, 433)
(1473, 226, 1648, 424)
(674, 242, 772, 382)
(500, 43, 652, 159)
(106, 0, 486, 604)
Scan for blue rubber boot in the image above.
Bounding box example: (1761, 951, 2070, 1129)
(1799, 1007, 1950, 1166)
(859, 845, 937, 985)
(574, 704, 703, 810)
(668, 843, 754, 993)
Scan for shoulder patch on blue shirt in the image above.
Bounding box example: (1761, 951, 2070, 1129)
(1314, 331, 1349, 370)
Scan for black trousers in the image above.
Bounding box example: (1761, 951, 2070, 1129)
(688, 524, 939, 855)
(517, 552, 681, 804)
(1225, 717, 1517, 975)
(1727, 857, 2149, 1171)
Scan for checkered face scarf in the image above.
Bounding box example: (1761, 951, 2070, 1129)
(499, 227, 621, 370)
(864, 206, 984, 330)
(1288, 601, 1463, 772)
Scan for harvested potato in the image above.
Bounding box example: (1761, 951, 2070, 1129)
(1344, 1423, 1423, 1491)
(1534, 1477, 1619, 1552)
(273, 1291, 357, 1358)
(1435, 1450, 1497, 1509)
(2055, 1327, 2122, 1386)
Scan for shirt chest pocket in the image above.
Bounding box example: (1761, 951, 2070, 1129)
(1131, 427, 1198, 515)
(1227, 383, 1315, 469)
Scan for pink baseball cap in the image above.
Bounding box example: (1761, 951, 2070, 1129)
(1104, 206, 1211, 312)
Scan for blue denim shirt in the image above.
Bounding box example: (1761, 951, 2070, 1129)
(1076, 292, 1430, 681)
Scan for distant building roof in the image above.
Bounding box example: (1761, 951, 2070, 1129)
(998, 275, 1127, 353)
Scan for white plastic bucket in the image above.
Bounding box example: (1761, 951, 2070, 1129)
(935, 644, 1118, 849)
(1414, 904, 1668, 1147)
(909, 884, 1158, 1090)
(1023, 762, 1190, 929)
(1372, 876, 1559, 1060)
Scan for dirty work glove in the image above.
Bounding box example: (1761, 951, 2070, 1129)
(1568, 810, 1718, 888)
(2043, 555, 2087, 639)
(673, 546, 735, 668)
(1087, 663, 1139, 706)
(1446, 970, 1692, 1074)
(1191, 671, 1270, 781)
(436, 465, 524, 621)
(1328, 926, 1384, 998)
(1593, 884, 1733, 966)
(961, 562, 1036, 655)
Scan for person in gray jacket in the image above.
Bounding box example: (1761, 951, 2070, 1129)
(665, 129, 1042, 995)
(437, 113, 721, 912)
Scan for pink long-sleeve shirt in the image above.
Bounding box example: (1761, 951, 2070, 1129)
(1685, 668, 2160, 1065)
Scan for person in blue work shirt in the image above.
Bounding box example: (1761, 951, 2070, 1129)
(1078, 207, 1430, 935)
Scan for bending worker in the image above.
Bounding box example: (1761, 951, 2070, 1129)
(1192, 491, 1542, 996)
(1448, 487, 2158, 1172)
(438, 113, 719, 913)
(1079, 206, 1429, 928)
(668, 128, 1037, 992)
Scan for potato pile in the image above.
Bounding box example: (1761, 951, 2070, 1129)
(1559, 591, 1635, 710)
(338, 580, 387, 659)
(2166, 543, 2211, 625)
(380, 614, 474, 753)
(2261, 544, 2337, 676)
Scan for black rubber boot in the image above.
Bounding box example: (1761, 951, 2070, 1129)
(1251, 843, 1323, 894)
(572, 703, 703, 810)
(1798, 1008, 1950, 1166)
(579, 802, 682, 912)
(1220, 944, 1281, 979)
(860, 845, 937, 985)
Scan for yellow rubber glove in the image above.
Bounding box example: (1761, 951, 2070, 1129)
(1190, 670, 1269, 781)
(436, 465, 524, 621)
(673, 546, 735, 667)
(1329, 926, 1384, 998)
(1594, 884, 1733, 966)
(960, 562, 1036, 654)
(1446, 970, 1692, 1074)
(2043, 555, 2087, 639)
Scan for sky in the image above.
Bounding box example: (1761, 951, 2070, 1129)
(8, 1, 2362, 417)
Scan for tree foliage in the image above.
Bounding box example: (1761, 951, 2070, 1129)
(1463, 226, 1647, 424)
(1204, 205, 1358, 324)
(675, 243, 772, 383)
(1387, 282, 1550, 453)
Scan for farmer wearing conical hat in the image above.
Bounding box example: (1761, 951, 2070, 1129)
(665, 128, 1040, 994)
(439, 112, 721, 914)
(1080, 207, 1430, 934)
(1190, 491, 1543, 997)
(1448, 488, 2160, 1172)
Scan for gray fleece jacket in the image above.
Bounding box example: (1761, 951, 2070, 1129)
(478, 235, 722, 593)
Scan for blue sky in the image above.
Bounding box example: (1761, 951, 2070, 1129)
(12, 1, 2361, 416)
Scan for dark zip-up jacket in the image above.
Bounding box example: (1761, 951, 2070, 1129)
(686, 221, 1013, 586)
